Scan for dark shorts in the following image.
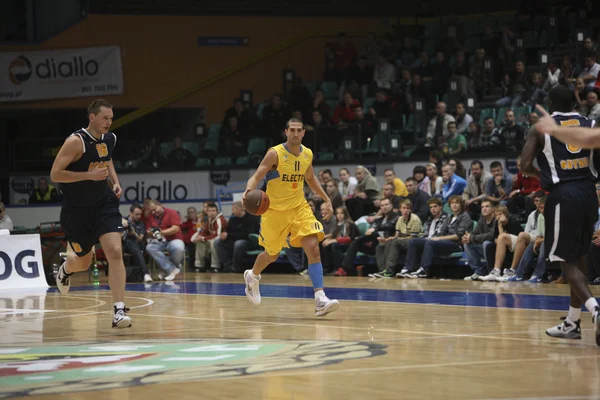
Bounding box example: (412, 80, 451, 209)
(544, 180, 598, 264)
(60, 195, 124, 257)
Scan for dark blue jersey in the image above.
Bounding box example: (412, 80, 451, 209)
(60, 129, 116, 207)
(536, 112, 597, 191)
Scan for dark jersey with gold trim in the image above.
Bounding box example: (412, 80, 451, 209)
(536, 112, 597, 191)
(60, 129, 116, 207)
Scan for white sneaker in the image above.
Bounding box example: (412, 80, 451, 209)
(56, 262, 72, 294)
(244, 270, 261, 305)
(481, 269, 502, 281)
(546, 317, 581, 340)
(112, 305, 132, 329)
(143, 274, 153, 283)
(158, 272, 165, 280)
(315, 294, 340, 316)
(164, 268, 180, 281)
(593, 307, 600, 347)
(396, 268, 409, 278)
(464, 273, 480, 281)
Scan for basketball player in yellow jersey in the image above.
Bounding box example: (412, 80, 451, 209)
(242, 118, 340, 316)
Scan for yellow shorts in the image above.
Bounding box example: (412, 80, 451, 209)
(258, 201, 325, 256)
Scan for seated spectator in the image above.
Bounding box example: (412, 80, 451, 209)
(373, 53, 395, 91)
(509, 193, 547, 282)
(336, 198, 398, 276)
(542, 61, 561, 92)
(180, 206, 200, 268)
(579, 53, 600, 90)
(406, 177, 431, 222)
(338, 167, 357, 200)
(463, 200, 498, 281)
(345, 165, 381, 221)
(223, 98, 252, 134)
(312, 89, 331, 121)
(304, 109, 330, 151)
(140, 137, 166, 169)
(466, 122, 482, 149)
(441, 121, 467, 155)
(413, 165, 426, 188)
(507, 156, 541, 218)
(527, 72, 548, 107)
(392, 197, 448, 277)
(221, 115, 248, 159)
(342, 55, 373, 103)
(332, 91, 359, 126)
(145, 200, 184, 281)
(325, 179, 343, 210)
(122, 204, 152, 283)
(407, 74, 434, 113)
(463, 160, 493, 220)
(496, 61, 528, 107)
(0, 202, 13, 231)
(400, 195, 472, 278)
(322, 206, 359, 274)
(447, 158, 467, 179)
(454, 102, 473, 136)
(580, 90, 600, 122)
(480, 205, 524, 281)
(425, 102, 456, 148)
(422, 163, 443, 197)
(192, 202, 227, 272)
(166, 136, 196, 169)
(380, 182, 402, 211)
(498, 109, 526, 152)
(383, 168, 408, 197)
(573, 78, 586, 110)
(320, 203, 348, 273)
(441, 164, 467, 203)
(349, 104, 374, 149)
(527, 112, 540, 128)
(485, 161, 513, 205)
(214, 201, 260, 273)
(367, 88, 396, 123)
(29, 177, 59, 204)
(374, 199, 422, 277)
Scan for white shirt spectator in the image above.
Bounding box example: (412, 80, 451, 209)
(542, 67, 561, 91)
(455, 113, 473, 135)
(580, 63, 600, 88)
(338, 176, 358, 198)
(373, 56, 395, 90)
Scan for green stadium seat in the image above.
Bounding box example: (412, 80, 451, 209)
(363, 97, 376, 111)
(182, 141, 199, 158)
(247, 137, 266, 155)
(321, 81, 338, 100)
(204, 139, 219, 153)
(317, 152, 334, 161)
(356, 222, 369, 236)
(160, 142, 175, 158)
(214, 156, 232, 166)
(236, 156, 250, 165)
(195, 158, 211, 167)
(207, 124, 221, 140)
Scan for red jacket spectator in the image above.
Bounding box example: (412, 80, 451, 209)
(332, 99, 360, 125)
(146, 206, 183, 241)
(198, 212, 228, 241)
(180, 217, 199, 244)
(511, 172, 541, 195)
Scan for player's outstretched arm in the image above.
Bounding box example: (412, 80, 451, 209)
(50, 136, 108, 183)
(535, 104, 600, 148)
(305, 163, 332, 209)
(243, 149, 278, 201)
(520, 125, 543, 178)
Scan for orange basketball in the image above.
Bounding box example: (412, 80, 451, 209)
(243, 189, 270, 216)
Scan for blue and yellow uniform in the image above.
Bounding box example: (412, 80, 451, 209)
(259, 143, 324, 255)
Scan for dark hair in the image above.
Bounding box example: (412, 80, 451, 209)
(429, 150, 443, 161)
(549, 85, 575, 113)
(206, 202, 218, 211)
(538, 195, 547, 205)
(481, 199, 496, 208)
(532, 190, 545, 199)
(130, 203, 143, 213)
(490, 161, 503, 170)
(384, 168, 395, 175)
(339, 167, 350, 175)
(38, 177, 48, 183)
(87, 99, 112, 116)
(405, 177, 417, 184)
(447, 121, 456, 128)
(413, 165, 426, 176)
(471, 160, 483, 169)
(484, 116, 494, 122)
(322, 169, 333, 176)
(285, 118, 304, 129)
(427, 197, 443, 206)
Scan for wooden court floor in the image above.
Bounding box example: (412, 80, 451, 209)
(1, 271, 600, 400)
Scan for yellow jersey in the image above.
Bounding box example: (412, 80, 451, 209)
(266, 143, 313, 211)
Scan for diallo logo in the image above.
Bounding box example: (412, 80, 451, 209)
(8, 56, 32, 85)
(8, 54, 100, 85)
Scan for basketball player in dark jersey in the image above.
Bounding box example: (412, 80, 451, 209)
(50, 99, 131, 329)
(521, 85, 599, 346)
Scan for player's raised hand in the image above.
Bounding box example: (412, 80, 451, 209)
(89, 166, 108, 181)
(534, 105, 557, 135)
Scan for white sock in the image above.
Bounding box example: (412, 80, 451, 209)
(584, 297, 599, 314)
(493, 268, 501, 273)
(251, 271, 260, 279)
(114, 302, 125, 310)
(314, 290, 325, 300)
(567, 306, 581, 322)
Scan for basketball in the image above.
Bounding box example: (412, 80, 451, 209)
(243, 189, 270, 216)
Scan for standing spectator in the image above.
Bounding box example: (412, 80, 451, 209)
(145, 200, 184, 281)
(0, 202, 13, 231)
(29, 177, 59, 204)
(122, 204, 152, 283)
(214, 201, 259, 273)
(192, 202, 227, 272)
